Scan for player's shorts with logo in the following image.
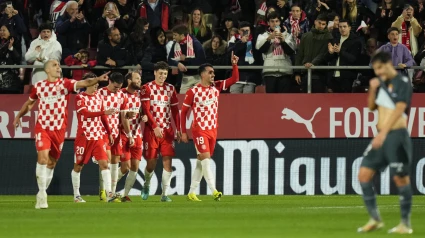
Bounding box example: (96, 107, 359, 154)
(361, 128, 412, 176)
(192, 128, 217, 156)
(120, 134, 143, 161)
(74, 135, 108, 165)
(34, 123, 66, 160)
(103, 134, 122, 155)
(143, 127, 175, 159)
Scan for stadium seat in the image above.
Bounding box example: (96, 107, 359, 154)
(255, 85, 265, 93)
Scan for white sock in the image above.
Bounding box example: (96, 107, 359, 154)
(46, 168, 54, 189)
(99, 167, 104, 190)
(162, 169, 172, 196)
(144, 168, 154, 187)
(201, 159, 216, 193)
(118, 168, 125, 182)
(110, 163, 119, 194)
(71, 170, 81, 197)
(36, 163, 47, 192)
(101, 169, 112, 195)
(124, 170, 137, 196)
(189, 160, 203, 194)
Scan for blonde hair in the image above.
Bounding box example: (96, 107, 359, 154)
(188, 8, 207, 37)
(102, 2, 120, 18)
(342, 0, 357, 23)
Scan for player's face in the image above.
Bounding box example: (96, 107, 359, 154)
(86, 83, 99, 93)
(372, 61, 392, 81)
(109, 81, 123, 93)
(46, 60, 62, 78)
(202, 66, 215, 84)
(154, 69, 168, 85)
(129, 73, 141, 89)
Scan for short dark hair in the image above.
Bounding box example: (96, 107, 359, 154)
(39, 22, 53, 32)
(267, 11, 280, 22)
(291, 4, 301, 10)
(172, 24, 189, 35)
(198, 63, 213, 76)
(316, 14, 328, 22)
(239, 21, 251, 29)
(154, 61, 169, 71)
(339, 19, 351, 26)
(109, 72, 124, 84)
(82, 72, 97, 80)
(125, 71, 139, 81)
(106, 27, 119, 37)
(371, 51, 392, 64)
(327, 12, 339, 21)
(387, 27, 400, 34)
(78, 49, 89, 56)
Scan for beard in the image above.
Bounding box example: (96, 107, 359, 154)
(130, 81, 140, 90)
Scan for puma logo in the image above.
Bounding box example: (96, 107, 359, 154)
(281, 108, 322, 138)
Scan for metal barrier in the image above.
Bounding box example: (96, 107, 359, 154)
(4, 65, 422, 93)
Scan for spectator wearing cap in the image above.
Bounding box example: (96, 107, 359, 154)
(283, 4, 310, 46)
(55, 1, 91, 58)
(25, 23, 62, 85)
(295, 14, 333, 93)
(64, 49, 97, 81)
(392, 4, 422, 56)
(326, 19, 362, 93)
(256, 12, 296, 93)
(377, 27, 415, 75)
(229, 21, 262, 93)
(138, 0, 171, 31)
(0, 24, 22, 94)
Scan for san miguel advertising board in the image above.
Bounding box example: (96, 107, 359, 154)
(0, 94, 424, 195)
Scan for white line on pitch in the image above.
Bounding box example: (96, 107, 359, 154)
(299, 205, 424, 209)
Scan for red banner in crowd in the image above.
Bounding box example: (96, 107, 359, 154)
(1, 94, 424, 139)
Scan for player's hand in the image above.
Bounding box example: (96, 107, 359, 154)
(372, 132, 387, 149)
(13, 117, 21, 130)
(181, 133, 188, 143)
(104, 108, 115, 115)
(153, 127, 163, 138)
(108, 134, 114, 146)
(176, 131, 182, 143)
(295, 75, 301, 85)
(141, 115, 148, 123)
(97, 71, 110, 82)
(369, 78, 380, 90)
(177, 63, 187, 72)
(129, 137, 135, 147)
(231, 51, 239, 65)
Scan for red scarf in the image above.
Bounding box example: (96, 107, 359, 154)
(268, 28, 283, 56)
(289, 15, 301, 45)
(173, 35, 195, 60)
(402, 21, 411, 50)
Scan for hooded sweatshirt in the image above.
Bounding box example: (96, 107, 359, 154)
(25, 32, 62, 85)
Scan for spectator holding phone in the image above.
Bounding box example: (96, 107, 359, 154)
(64, 49, 97, 81)
(228, 21, 261, 94)
(0, 2, 26, 41)
(0, 24, 22, 94)
(256, 12, 296, 93)
(391, 4, 422, 56)
(92, 2, 128, 48)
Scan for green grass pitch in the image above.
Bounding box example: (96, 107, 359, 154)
(1, 195, 424, 238)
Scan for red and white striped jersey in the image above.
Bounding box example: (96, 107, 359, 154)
(97, 87, 128, 138)
(182, 81, 227, 131)
(121, 88, 142, 138)
(29, 78, 77, 131)
(141, 82, 178, 130)
(75, 92, 105, 140)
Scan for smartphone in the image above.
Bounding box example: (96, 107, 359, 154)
(275, 26, 280, 33)
(6, 1, 12, 7)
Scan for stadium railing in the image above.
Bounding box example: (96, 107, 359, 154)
(3, 65, 420, 93)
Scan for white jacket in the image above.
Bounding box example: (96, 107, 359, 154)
(256, 31, 296, 75)
(25, 32, 62, 85)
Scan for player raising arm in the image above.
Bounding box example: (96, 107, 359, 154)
(181, 53, 239, 202)
(72, 73, 118, 203)
(117, 72, 148, 202)
(140, 61, 181, 202)
(12, 60, 109, 209)
(357, 52, 413, 234)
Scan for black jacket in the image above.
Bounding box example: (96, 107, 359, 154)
(140, 27, 168, 84)
(92, 17, 129, 48)
(192, 26, 212, 44)
(326, 33, 362, 79)
(97, 40, 129, 67)
(55, 13, 91, 58)
(0, 39, 21, 93)
(229, 37, 262, 85)
(202, 38, 229, 80)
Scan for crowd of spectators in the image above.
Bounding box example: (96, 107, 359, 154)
(1, 0, 425, 94)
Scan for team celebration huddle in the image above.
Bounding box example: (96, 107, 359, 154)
(12, 52, 240, 208)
